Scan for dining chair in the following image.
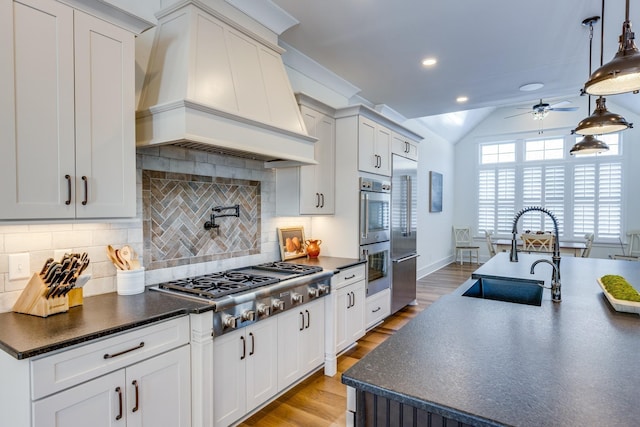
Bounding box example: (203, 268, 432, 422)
(453, 226, 480, 265)
(581, 233, 594, 258)
(484, 230, 496, 258)
(521, 233, 554, 253)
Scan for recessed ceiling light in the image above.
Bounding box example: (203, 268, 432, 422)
(519, 82, 544, 92)
(456, 96, 468, 103)
(422, 58, 437, 67)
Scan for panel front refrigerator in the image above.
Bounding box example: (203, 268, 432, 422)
(391, 154, 418, 314)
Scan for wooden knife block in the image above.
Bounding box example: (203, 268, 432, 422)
(12, 273, 69, 317)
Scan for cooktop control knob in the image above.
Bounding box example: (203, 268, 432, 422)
(241, 310, 255, 322)
(318, 284, 330, 295)
(256, 303, 271, 317)
(308, 287, 320, 298)
(222, 314, 239, 329)
(272, 299, 285, 311)
(291, 292, 303, 303)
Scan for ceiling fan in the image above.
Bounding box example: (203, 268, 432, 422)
(505, 99, 579, 120)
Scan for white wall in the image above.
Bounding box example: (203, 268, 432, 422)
(454, 95, 640, 261)
(411, 125, 456, 278)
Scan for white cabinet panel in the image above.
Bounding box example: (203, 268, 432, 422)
(32, 342, 190, 427)
(392, 132, 419, 161)
(276, 96, 336, 215)
(277, 298, 325, 391)
(213, 316, 278, 427)
(366, 288, 391, 329)
(33, 371, 123, 427)
(358, 116, 391, 176)
(335, 278, 366, 354)
(0, 0, 136, 220)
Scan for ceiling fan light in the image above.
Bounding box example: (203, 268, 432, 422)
(573, 97, 632, 135)
(570, 135, 610, 155)
(584, 20, 640, 95)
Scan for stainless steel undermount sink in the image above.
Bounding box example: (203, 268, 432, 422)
(462, 277, 544, 306)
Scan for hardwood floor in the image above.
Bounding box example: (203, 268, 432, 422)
(237, 262, 478, 427)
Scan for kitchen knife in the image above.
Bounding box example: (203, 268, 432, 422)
(44, 264, 61, 284)
(39, 258, 54, 275)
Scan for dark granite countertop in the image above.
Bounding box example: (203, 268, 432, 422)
(287, 256, 365, 273)
(342, 252, 640, 426)
(0, 257, 362, 361)
(0, 290, 212, 360)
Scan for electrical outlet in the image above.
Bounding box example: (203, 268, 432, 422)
(9, 253, 31, 281)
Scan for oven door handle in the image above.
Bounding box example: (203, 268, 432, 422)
(393, 254, 419, 263)
(361, 193, 369, 241)
(405, 176, 412, 237)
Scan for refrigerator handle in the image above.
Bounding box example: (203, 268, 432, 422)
(393, 254, 419, 263)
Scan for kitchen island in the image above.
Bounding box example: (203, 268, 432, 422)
(342, 253, 640, 426)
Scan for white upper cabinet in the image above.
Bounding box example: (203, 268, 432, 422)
(358, 116, 392, 176)
(0, 0, 136, 220)
(276, 94, 336, 215)
(392, 131, 419, 161)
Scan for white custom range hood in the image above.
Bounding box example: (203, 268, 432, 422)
(136, 0, 316, 166)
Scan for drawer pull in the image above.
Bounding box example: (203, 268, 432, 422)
(115, 387, 123, 420)
(103, 341, 145, 359)
(132, 380, 139, 412)
(344, 274, 356, 280)
(372, 307, 381, 313)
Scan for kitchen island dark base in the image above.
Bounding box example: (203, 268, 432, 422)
(351, 387, 477, 427)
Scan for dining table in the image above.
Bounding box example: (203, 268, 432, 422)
(494, 239, 587, 257)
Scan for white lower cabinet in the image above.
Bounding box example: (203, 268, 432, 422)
(277, 298, 325, 391)
(213, 316, 278, 427)
(335, 280, 366, 353)
(366, 288, 391, 329)
(21, 317, 191, 427)
(32, 345, 190, 427)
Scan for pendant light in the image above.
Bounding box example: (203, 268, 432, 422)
(570, 134, 610, 155)
(584, 0, 640, 95)
(573, 96, 632, 134)
(572, 1, 632, 138)
(571, 16, 609, 155)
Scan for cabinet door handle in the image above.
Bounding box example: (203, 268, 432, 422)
(249, 332, 255, 356)
(351, 291, 356, 307)
(347, 292, 352, 309)
(104, 342, 145, 359)
(115, 387, 123, 420)
(65, 175, 72, 205)
(299, 311, 305, 331)
(315, 193, 320, 208)
(240, 335, 246, 360)
(132, 380, 139, 412)
(320, 193, 325, 208)
(81, 176, 88, 205)
(372, 306, 381, 313)
(345, 274, 356, 280)
(305, 309, 310, 329)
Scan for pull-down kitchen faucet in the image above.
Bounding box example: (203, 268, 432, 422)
(510, 206, 562, 302)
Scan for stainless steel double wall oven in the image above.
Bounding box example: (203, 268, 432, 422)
(359, 177, 391, 297)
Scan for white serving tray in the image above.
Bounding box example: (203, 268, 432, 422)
(597, 278, 640, 315)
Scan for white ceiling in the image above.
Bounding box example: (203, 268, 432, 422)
(269, 0, 640, 121)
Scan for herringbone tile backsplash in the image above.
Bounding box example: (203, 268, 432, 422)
(143, 170, 261, 270)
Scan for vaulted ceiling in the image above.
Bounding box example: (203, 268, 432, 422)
(269, 0, 640, 122)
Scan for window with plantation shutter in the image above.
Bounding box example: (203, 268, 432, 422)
(478, 135, 623, 242)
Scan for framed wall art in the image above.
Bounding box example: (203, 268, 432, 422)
(429, 171, 443, 213)
(277, 226, 307, 260)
